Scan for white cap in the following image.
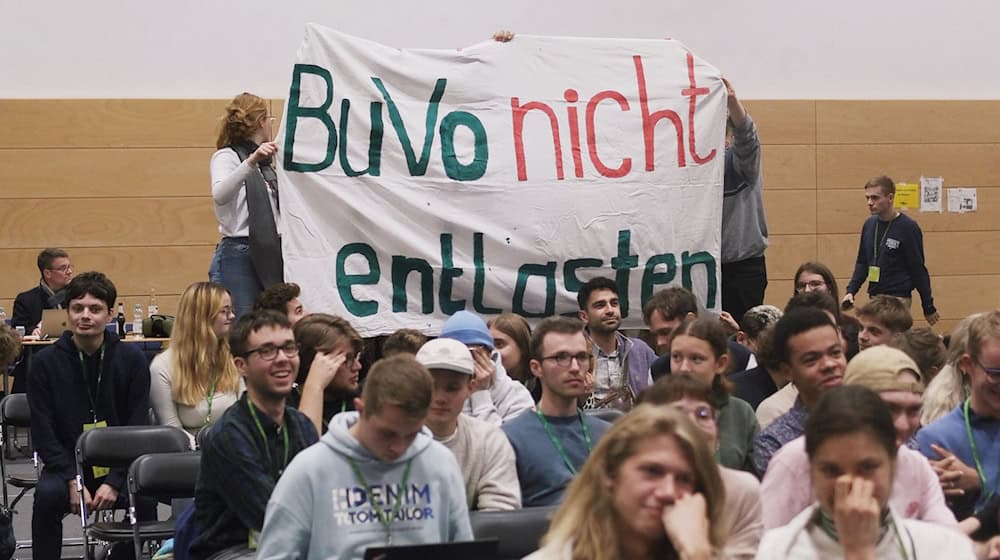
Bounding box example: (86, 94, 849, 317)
(415, 338, 474, 375)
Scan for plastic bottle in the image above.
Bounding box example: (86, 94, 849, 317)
(148, 289, 159, 317)
(116, 303, 126, 338)
(133, 304, 144, 339)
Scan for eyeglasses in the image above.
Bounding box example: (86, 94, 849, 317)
(48, 264, 73, 273)
(244, 341, 299, 361)
(975, 358, 1000, 380)
(795, 280, 826, 292)
(541, 352, 592, 367)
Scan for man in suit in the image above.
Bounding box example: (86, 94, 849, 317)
(10, 248, 73, 392)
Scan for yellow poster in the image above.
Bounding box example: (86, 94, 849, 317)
(894, 182, 919, 209)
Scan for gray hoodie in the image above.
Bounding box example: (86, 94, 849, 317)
(257, 412, 473, 560)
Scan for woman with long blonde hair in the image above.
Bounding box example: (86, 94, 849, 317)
(149, 282, 242, 448)
(208, 92, 281, 316)
(528, 405, 727, 560)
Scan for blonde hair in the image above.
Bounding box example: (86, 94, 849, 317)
(542, 405, 727, 560)
(921, 313, 981, 425)
(215, 92, 268, 149)
(169, 282, 240, 405)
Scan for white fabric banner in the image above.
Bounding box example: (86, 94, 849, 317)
(277, 24, 726, 336)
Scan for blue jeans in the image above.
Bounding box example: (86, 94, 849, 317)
(209, 238, 263, 319)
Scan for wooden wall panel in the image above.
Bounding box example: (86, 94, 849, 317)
(742, 100, 815, 144)
(818, 231, 1000, 278)
(765, 235, 816, 280)
(817, 144, 1000, 188)
(763, 190, 816, 235)
(762, 145, 816, 189)
(817, 188, 1000, 234)
(0, 198, 218, 248)
(0, 148, 213, 199)
(817, 101, 1000, 145)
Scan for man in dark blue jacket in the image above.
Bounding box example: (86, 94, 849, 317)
(10, 248, 73, 392)
(843, 175, 940, 326)
(27, 271, 151, 560)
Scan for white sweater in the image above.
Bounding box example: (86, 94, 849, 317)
(462, 353, 535, 425)
(434, 414, 521, 511)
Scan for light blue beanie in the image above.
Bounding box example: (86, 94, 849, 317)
(440, 310, 494, 350)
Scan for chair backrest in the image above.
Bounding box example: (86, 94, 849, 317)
(584, 407, 625, 424)
(76, 425, 191, 468)
(469, 506, 558, 560)
(128, 452, 200, 500)
(1, 394, 30, 427)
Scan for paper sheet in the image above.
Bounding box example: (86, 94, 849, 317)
(919, 176, 943, 212)
(947, 188, 978, 213)
(894, 182, 919, 209)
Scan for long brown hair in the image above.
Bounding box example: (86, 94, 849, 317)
(215, 92, 268, 149)
(488, 313, 532, 380)
(542, 405, 727, 560)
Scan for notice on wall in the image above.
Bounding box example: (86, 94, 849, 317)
(947, 188, 978, 213)
(275, 25, 727, 335)
(893, 182, 919, 209)
(919, 176, 943, 213)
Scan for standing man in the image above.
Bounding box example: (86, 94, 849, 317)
(189, 310, 319, 558)
(843, 175, 939, 326)
(577, 277, 655, 410)
(503, 317, 612, 506)
(28, 271, 152, 560)
(415, 338, 521, 511)
(257, 355, 472, 558)
(721, 78, 769, 323)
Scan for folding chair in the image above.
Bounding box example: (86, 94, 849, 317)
(469, 505, 558, 560)
(127, 451, 201, 559)
(0, 394, 37, 511)
(75, 425, 190, 559)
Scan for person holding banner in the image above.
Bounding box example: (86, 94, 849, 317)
(209, 92, 283, 317)
(721, 78, 770, 324)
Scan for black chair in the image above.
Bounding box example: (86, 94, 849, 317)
(469, 506, 558, 560)
(74, 425, 191, 559)
(584, 407, 625, 423)
(128, 451, 201, 559)
(0, 394, 37, 511)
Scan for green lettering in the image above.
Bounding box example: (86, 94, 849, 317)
(682, 251, 718, 309)
(439, 111, 488, 181)
(472, 232, 501, 314)
(336, 243, 380, 317)
(610, 229, 639, 318)
(391, 256, 434, 313)
(283, 64, 337, 172)
(563, 258, 604, 294)
(372, 77, 447, 176)
(438, 234, 465, 314)
(513, 262, 557, 318)
(641, 254, 677, 310)
(339, 99, 383, 177)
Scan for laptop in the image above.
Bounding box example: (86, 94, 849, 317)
(39, 309, 69, 339)
(363, 539, 498, 560)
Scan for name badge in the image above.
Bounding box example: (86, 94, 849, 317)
(867, 266, 881, 283)
(886, 238, 900, 249)
(83, 421, 110, 478)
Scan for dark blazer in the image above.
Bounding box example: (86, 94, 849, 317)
(12, 284, 62, 330)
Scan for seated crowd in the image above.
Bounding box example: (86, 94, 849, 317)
(7, 250, 1000, 560)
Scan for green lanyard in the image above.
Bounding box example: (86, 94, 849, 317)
(345, 457, 413, 546)
(204, 372, 219, 426)
(246, 399, 290, 479)
(963, 399, 995, 506)
(535, 409, 593, 475)
(872, 216, 897, 264)
(78, 344, 106, 423)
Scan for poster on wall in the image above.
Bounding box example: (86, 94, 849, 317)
(275, 24, 727, 335)
(919, 176, 943, 213)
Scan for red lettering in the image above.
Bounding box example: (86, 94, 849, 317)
(564, 89, 584, 178)
(634, 55, 685, 171)
(511, 97, 564, 182)
(586, 90, 632, 178)
(682, 52, 716, 165)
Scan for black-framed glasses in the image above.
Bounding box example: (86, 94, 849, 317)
(541, 352, 592, 367)
(975, 358, 1000, 380)
(795, 280, 826, 292)
(244, 341, 299, 361)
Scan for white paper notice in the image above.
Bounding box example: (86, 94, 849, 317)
(920, 176, 943, 212)
(947, 188, 978, 213)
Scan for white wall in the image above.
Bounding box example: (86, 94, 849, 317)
(3, 0, 998, 99)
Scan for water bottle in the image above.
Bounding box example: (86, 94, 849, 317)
(116, 302, 126, 338)
(133, 304, 144, 339)
(148, 289, 159, 317)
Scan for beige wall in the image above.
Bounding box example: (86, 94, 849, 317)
(2, 99, 996, 333)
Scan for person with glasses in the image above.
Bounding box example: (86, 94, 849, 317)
(209, 93, 282, 318)
(637, 375, 764, 560)
(186, 310, 318, 559)
(918, 310, 1000, 521)
(149, 282, 242, 449)
(11, 248, 73, 391)
(502, 317, 612, 507)
(291, 313, 364, 434)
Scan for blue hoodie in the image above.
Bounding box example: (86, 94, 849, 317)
(257, 412, 473, 560)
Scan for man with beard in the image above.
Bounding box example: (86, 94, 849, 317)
(576, 277, 655, 411)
